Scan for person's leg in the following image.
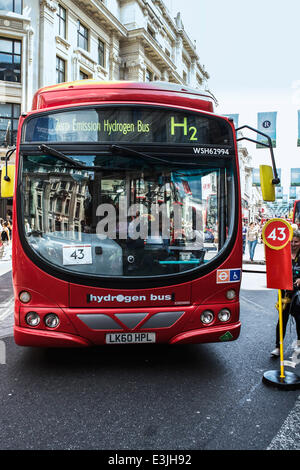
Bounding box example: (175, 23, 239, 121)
(293, 311, 300, 343)
(251, 239, 258, 260)
(275, 306, 290, 348)
(248, 241, 252, 260)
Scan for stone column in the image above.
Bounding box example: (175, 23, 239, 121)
(25, 25, 34, 111)
(39, 0, 57, 88)
(161, 68, 169, 82)
(127, 59, 145, 81)
(72, 52, 79, 80)
(109, 32, 121, 80)
(174, 35, 183, 77)
(190, 58, 197, 88)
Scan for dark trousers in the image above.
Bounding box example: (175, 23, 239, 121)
(276, 306, 300, 347)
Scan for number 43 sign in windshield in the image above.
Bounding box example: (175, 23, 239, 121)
(262, 218, 293, 250)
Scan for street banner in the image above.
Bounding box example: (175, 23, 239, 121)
(291, 168, 300, 186)
(256, 112, 277, 148)
(289, 186, 297, 199)
(275, 186, 283, 199)
(262, 218, 293, 290)
(223, 114, 239, 129)
(252, 168, 260, 186)
(298, 110, 300, 146)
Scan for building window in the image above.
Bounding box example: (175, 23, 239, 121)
(98, 39, 105, 67)
(57, 4, 66, 39)
(147, 26, 155, 39)
(0, 0, 22, 14)
(79, 70, 88, 80)
(0, 37, 21, 82)
(56, 198, 63, 213)
(65, 199, 70, 215)
(0, 103, 21, 146)
(77, 21, 88, 51)
(56, 56, 65, 83)
(145, 69, 153, 82)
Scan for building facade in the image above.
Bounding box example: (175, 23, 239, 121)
(238, 146, 253, 224)
(0, 0, 210, 218)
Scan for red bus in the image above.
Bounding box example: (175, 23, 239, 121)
(1, 81, 276, 347)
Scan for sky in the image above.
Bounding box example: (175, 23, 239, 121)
(165, 0, 300, 195)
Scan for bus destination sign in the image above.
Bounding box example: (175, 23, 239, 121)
(23, 107, 233, 148)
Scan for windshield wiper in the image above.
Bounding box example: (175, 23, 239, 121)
(39, 143, 206, 170)
(38, 144, 134, 172)
(110, 144, 207, 167)
(39, 144, 94, 170)
(111, 144, 171, 166)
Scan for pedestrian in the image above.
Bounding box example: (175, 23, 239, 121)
(1, 221, 9, 243)
(24, 218, 30, 234)
(247, 221, 259, 262)
(291, 223, 298, 232)
(242, 222, 247, 255)
(6, 219, 12, 239)
(270, 230, 300, 357)
(1, 221, 10, 260)
(0, 219, 3, 260)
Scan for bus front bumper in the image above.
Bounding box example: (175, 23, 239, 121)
(169, 322, 241, 344)
(14, 326, 92, 348)
(14, 321, 241, 347)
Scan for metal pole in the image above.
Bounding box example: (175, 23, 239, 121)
(278, 289, 285, 379)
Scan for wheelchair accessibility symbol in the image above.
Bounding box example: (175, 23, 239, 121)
(217, 269, 241, 284)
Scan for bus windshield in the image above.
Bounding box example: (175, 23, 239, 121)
(20, 151, 235, 279)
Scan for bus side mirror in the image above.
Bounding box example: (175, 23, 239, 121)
(259, 165, 275, 202)
(1, 164, 15, 198)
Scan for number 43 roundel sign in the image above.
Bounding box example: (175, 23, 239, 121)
(262, 218, 293, 250)
(262, 218, 293, 290)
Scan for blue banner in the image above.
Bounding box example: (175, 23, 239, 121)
(291, 168, 300, 186)
(275, 186, 283, 199)
(252, 168, 260, 186)
(256, 112, 277, 148)
(298, 111, 300, 146)
(289, 186, 297, 199)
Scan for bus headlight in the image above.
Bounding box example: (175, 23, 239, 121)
(25, 311, 40, 327)
(200, 310, 214, 324)
(218, 309, 231, 322)
(44, 313, 60, 328)
(19, 291, 31, 303)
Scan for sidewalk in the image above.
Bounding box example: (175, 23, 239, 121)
(243, 242, 266, 271)
(242, 242, 267, 290)
(0, 259, 12, 277)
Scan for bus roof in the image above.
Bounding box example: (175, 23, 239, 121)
(31, 80, 216, 114)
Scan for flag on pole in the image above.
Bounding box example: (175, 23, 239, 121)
(256, 112, 277, 148)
